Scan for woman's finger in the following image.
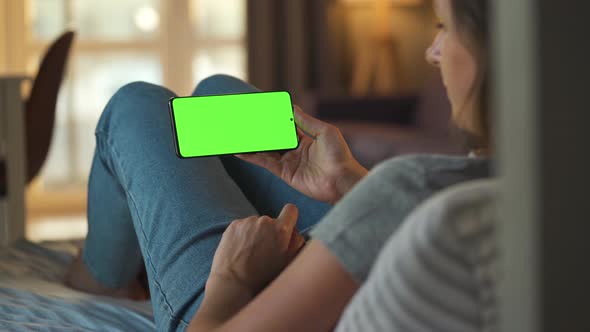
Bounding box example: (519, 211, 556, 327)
(276, 203, 299, 233)
(296, 127, 315, 142)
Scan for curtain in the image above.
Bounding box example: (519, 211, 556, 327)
(247, 0, 348, 101)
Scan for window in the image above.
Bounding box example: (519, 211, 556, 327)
(17, 0, 246, 230)
(26, 0, 246, 188)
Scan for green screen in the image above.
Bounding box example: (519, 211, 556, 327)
(170, 91, 298, 158)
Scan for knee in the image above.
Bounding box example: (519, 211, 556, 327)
(97, 81, 176, 133)
(193, 74, 238, 95)
(192, 74, 255, 96)
(114, 81, 174, 101)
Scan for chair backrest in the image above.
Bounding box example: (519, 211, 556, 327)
(24, 31, 75, 182)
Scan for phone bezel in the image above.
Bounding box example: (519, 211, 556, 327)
(168, 91, 300, 159)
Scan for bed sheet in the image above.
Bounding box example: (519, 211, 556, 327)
(0, 240, 155, 331)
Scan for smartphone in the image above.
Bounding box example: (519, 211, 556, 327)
(168, 91, 299, 158)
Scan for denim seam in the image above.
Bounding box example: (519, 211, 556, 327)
(97, 130, 188, 327)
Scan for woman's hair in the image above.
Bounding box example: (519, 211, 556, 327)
(450, 0, 490, 151)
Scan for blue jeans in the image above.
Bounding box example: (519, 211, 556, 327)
(82, 75, 332, 331)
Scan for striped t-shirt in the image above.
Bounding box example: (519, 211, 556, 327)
(335, 180, 498, 332)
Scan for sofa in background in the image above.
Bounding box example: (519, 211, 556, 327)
(304, 72, 466, 169)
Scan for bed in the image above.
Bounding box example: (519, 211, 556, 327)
(1, 75, 27, 247)
(0, 240, 155, 331)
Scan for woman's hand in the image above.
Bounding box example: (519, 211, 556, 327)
(190, 204, 305, 331)
(189, 206, 358, 332)
(236, 106, 367, 204)
(208, 203, 305, 295)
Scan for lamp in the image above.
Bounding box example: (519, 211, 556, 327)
(342, 0, 424, 22)
(344, 0, 424, 95)
(342, 0, 423, 6)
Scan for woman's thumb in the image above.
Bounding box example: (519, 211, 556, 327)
(293, 106, 329, 137)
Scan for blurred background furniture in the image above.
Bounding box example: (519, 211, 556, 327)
(0, 31, 75, 246)
(0, 75, 27, 246)
(23, 31, 75, 185)
(0, 31, 75, 191)
(301, 71, 464, 168)
(329, 72, 466, 168)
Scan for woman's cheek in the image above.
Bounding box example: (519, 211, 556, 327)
(445, 38, 477, 117)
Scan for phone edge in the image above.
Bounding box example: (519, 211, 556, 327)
(168, 97, 188, 159)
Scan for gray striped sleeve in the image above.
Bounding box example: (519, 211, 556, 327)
(335, 180, 498, 332)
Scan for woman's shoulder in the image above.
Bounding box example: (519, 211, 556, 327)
(372, 153, 490, 173)
(369, 153, 492, 189)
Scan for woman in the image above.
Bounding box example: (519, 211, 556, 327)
(66, 0, 491, 330)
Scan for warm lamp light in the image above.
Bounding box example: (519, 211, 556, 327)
(343, 0, 423, 95)
(341, 0, 424, 7)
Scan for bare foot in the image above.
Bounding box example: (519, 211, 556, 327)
(64, 250, 150, 301)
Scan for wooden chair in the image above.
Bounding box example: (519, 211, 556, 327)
(24, 31, 76, 182)
(0, 31, 75, 195)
